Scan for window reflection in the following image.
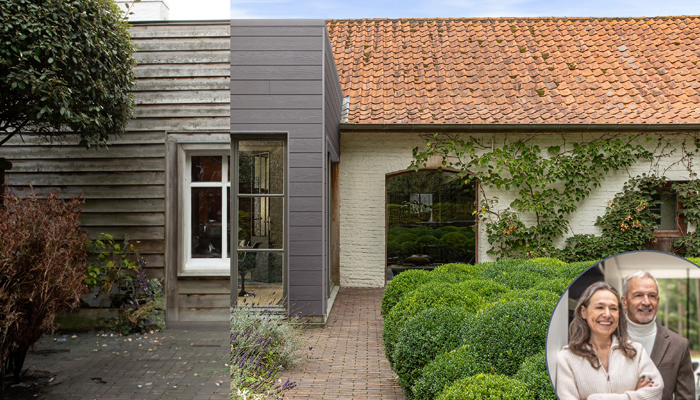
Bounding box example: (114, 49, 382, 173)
(191, 187, 222, 258)
(192, 156, 222, 182)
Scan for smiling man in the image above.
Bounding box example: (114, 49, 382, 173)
(622, 271, 695, 400)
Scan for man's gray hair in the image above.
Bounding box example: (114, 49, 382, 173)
(621, 271, 660, 297)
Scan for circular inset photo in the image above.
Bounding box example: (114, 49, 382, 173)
(546, 251, 700, 400)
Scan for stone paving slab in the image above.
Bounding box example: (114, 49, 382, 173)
(13, 321, 229, 400)
(282, 288, 405, 400)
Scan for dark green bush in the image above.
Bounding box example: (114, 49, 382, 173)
(456, 279, 508, 302)
(553, 260, 596, 281)
(396, 233, 419, 243)
(432, 263, 483, 278)
(383, 282, 483, 365)
(417, 234, 439, 247)
(463, 299, 550, 376)
(412, 345, 491, 400)
(498, 289, 560, 306)
(400, 241, 419, 256)
(393, 307, 473, 397)
(533, 277, 571, 295)
(491, 270, 546, 290)
(514, 351, 557, 400)
(436, 374, 534, 400)
(381, 269, 432, 316)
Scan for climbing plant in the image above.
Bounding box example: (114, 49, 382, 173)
(673, 179, 700, 257)
(411, 132, 700, 260)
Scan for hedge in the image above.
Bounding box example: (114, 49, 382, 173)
(436, 374, 534, 400)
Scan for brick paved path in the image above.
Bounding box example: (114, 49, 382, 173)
(15, 322, 229, 400)
(283, 288, 405, 400)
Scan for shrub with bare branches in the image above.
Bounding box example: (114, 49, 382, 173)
(0, 190, 88, 388)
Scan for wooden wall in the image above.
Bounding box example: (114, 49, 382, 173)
(3, 20, 232, 321)
(230, 19, 337, 319)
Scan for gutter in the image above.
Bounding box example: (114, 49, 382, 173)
(339, 123, 700, 133)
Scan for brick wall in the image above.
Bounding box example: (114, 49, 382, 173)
(339, 131, 700, 287)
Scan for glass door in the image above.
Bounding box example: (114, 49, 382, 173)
(231, 138, 285, 307)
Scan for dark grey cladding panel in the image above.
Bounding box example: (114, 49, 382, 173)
(288, 152, 323, 168)
(288, 196, 323, 212)
(289, 139, 323, 153)
(290, 270, 322, 283)
(230, 50, 322, 66)
(323, 29, 342, 159)
(230, 36, 322, 51)
(289, 255, 323, 270)
(271, 81, 323, 95)
(288, 181, 322, 195)
(288, 285, 324, 301)
(230, 109, 322, 124)
(230, 65, 323, 81)
(289, 301, 323, 318)
(288, 167, 322, 183)
(288, 241, 323, 256)
(230, 94, 322, 110)
(231, 19, 332, 317)
(288, 212, 322, 228)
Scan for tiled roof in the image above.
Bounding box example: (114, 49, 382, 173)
(327, 17, 700, 124)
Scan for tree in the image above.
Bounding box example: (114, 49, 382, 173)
(0, 0, 137, 149)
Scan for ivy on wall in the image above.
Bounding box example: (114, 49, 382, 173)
(411, 133, 700, 261)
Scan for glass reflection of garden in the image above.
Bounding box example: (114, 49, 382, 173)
(387, 171, 476, 277)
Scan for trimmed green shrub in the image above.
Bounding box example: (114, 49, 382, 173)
(456, 279, 508, 302)
(463, 299, 550, 376)
(417, 234, 439, 247)
(498, 289, 560, 306)
(381, 269, 432, 316)
(396, 233, 419, 243)
(383, 282, 483, 365)
(432, 263, 483, 278)
(533, 277, 571, 295)
(393, 307, 473, 397)
(491, 270, 546, 290)
(514, 351, 557, 400)
(553, 260, 596, 281)
(412, 345, 491, 400)
(436, 374, 534, 400)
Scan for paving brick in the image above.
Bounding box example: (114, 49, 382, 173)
(283, 288, 404, 400)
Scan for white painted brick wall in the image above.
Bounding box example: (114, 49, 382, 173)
(339, 131, 700, 287)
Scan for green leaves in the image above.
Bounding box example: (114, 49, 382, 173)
(0, 0, 136, 147)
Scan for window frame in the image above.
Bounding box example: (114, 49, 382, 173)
(230, 134, 287, 307)
(177, 143, 231, 277)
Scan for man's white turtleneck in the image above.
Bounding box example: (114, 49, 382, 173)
(626, 315, 657, 356)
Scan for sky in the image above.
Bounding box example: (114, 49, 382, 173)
(165, 0, 700, 20)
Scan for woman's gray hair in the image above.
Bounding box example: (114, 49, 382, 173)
(622, 271, 659, 297)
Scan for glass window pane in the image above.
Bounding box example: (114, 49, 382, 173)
(191, 187, 222, 258)
(237, 251, 283, 306)
(227, 187, 231, 256)
(239, 141, 284, 194)
(658, 190, 678, 230)
(192, 156, 222, 182)
(237, 197, 283, 250)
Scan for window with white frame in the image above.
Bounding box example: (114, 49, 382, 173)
(184, 152, 231, 271)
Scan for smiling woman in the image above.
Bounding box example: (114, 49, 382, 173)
(555, 282, 663, 400)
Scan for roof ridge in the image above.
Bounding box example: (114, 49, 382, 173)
(326, 16, 700, 22)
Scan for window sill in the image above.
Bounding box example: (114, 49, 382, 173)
(178, 270, 230, 278)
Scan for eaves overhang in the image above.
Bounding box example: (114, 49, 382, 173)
(339, 123, 700, 133)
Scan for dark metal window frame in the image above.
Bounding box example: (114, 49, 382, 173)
(230, 133, 287, 307)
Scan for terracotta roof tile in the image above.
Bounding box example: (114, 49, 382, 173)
(328, 16, 700, 123)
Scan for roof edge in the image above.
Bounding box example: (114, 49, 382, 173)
(340, 123, 700, 133)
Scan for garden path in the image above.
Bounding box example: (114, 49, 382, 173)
(283, 288, 405, 400)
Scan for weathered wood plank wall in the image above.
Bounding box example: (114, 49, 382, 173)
(2, 20, 231, 322)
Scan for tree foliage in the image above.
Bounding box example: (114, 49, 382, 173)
(0, 0, 136, 148)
